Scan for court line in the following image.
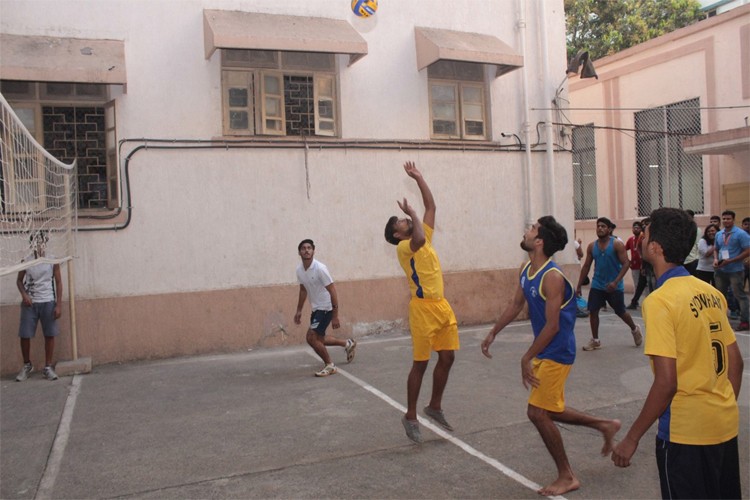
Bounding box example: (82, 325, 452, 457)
(35, 374, 82, 500)
(305, 351, 567, 500)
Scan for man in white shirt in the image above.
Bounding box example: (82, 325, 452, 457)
(294, 239, 356, 376)
(15, 232, 62, 382)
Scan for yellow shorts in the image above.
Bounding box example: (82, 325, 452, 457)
(528, 358, 572, 413)
(409, 297, 459, 361)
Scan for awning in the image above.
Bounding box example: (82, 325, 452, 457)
(414, 27, 523, 78)
(0, 33, 126, 85)
(683, 126, 750, 156)
(203, 10, 368, 66)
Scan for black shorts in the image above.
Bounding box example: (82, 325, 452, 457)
(309, 309, 333, 335)
(655, 436, 741, 499)
(588, 288, 627, 315)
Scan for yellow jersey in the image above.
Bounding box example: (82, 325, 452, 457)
(643, 268, 739, 445)
(397, 223, 445, 300)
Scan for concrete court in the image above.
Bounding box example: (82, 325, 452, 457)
(1, 310, 749, 500)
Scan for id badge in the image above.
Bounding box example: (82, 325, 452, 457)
(720, 249, 730, 260)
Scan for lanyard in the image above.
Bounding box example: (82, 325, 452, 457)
(723, 229, 732, 246)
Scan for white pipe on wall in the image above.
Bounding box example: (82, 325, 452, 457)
(538, 0, 557, 216)
(517, 0, 533, 227)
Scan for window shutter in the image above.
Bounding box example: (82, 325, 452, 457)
(222, 70, 254, 135)
(260, 72, 285, 135)
(104, 99, 120, 209)
(460, 84, 486, 140)
(314, 75, 336, 136)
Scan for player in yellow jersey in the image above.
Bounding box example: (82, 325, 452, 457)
(384, 161, 459, 444)
(611, 208, 744, 499)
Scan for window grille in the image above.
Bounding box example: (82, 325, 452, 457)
(635, 98, 703, 216)
(572, 124, 597, 220)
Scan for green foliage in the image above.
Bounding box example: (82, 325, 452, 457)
(565, 0, 705, 62)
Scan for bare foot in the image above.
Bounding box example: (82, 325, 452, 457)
(600, 419, 622, 456)
(537, 476, 581, 496)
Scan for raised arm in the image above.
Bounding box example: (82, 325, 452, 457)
(403, 161, 435, 228)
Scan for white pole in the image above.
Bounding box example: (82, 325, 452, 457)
(67, 259, 78, 360)
(538, 0, 557, 216)
(518, 0, 533, 227)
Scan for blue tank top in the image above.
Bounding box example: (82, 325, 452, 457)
(591, 237, 624, 291)
(520, 259, 577, 364)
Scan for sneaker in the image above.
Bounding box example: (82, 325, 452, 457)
(626, 302, 638, 310)
(345, 339, 357, 363)
(582, 338, 601, 351)
(401, 416, 423, 444)
(729, 310, 739, 320)
(314, 363, 337, 377)
(631, 325, 643, 347)
(15, 363, 33, 382)
(43, 366, 58, 381)
(737, 322, 749, 332)
(423, 406, 454, 432)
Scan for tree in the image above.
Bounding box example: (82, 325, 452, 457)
(565, 0, 705, 62)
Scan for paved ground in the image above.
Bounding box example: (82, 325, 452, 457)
(2, 308, 749, 500)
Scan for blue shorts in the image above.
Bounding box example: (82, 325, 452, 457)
(588, 288, 627, 315)
(18, 302, 60, 338)
(309, 310, 333, 335)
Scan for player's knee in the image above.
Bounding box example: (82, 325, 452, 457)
(527, 404, 548, 424)
(305, 330, 319, 345)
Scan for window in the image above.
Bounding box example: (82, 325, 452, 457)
(0, 80, 118, 211)
(427, 61, 488, 140)
(572, 125, 597, 220)
(221, 49, 338, 137)
(635, 98, 703, 216)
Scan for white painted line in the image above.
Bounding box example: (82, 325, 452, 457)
(305, 351, 566, 500)
(36, 374, 82, 500)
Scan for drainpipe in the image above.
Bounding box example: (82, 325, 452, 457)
(538, 0, 557, 216)
(518, 0, 533, 227)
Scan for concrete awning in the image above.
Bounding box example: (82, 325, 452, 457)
(414, 26, 523, 78)
(203, 10, 368, 66)
(0, 33, 126, 85)
(683, 126, 750, 155)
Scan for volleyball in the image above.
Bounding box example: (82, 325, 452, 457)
(351, 0, 377, 17)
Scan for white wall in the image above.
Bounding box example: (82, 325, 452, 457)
(0, 0, 573, 304)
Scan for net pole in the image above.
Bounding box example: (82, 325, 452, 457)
(67, 259, 79, 360)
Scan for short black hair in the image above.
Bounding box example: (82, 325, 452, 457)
(647, 208, 696, 264)
(536, 216, 568, 258)
(743, 217, 750, 224)
(298, 239, 315, 251)
(685, 209, 695, 218)
(596, 217, 615, 229)
(722, 210, 736, 218)
(384, 216, 400, 246)
(632, 221, 642, 229)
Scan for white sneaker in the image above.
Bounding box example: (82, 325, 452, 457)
(43, 366, 59, 381)
(345, 339, 357, 363)
(582, 338, 601, 351)
(15, 363, 33, 382)
(315, 364, 337, 377)
(632, 326, 643, 347)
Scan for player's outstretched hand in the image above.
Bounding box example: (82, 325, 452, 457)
(397, 197, 413, 215)
(403, 161, 421, 179)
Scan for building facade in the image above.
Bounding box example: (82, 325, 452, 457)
(0, 0, 574, 374)
(568, 4, 750, 252)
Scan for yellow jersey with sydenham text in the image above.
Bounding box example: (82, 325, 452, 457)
(643, 268, 739, 445)
(397, 223, 444, 300)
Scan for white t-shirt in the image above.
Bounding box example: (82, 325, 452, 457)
(23, 262, 56, 303)
(296, 259, 334, 311)
(697, 239, 715, 272)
